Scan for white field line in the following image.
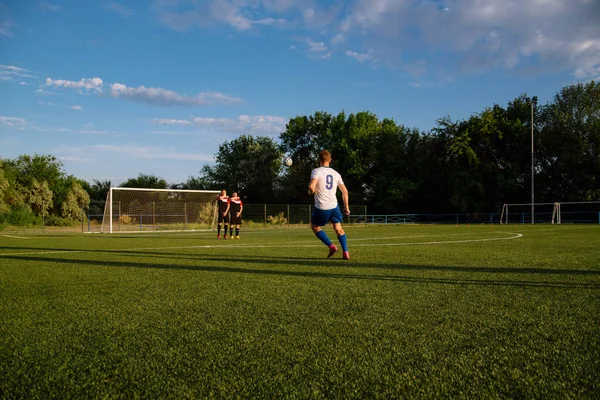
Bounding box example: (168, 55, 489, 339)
(2, 235, 29, 239)
(524, 226, 600, 232)
(0, 232, 523, 257)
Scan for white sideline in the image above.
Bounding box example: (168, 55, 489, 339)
(0, 231, 523, 256)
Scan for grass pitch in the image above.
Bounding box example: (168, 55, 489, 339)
(0, 224, 599, 398)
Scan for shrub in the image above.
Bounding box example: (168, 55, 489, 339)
(0, 206, 40, 226)
(44, 214, 76, 227)
(119, 214, 136, 224)
(267, 212, 287, 225)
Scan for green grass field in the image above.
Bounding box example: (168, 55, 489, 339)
(1, 224, 599, 399)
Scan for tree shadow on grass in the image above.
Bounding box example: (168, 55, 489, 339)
(2, 247, 599, 277)
(1, 253, 599, 289)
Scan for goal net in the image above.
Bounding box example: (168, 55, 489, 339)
(499, 202, 556, 224)
(551, 201, 600, 224)
(101, 187, 220, 233)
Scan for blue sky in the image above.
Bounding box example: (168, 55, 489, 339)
(1, 0, 599, 186)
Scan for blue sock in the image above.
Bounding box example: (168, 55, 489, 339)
(338, 234, 348, 252)
(315, 230, 333, 246)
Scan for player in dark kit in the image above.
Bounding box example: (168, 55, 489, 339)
(215, 189, 230, 239)
(228, 192, 243, 239)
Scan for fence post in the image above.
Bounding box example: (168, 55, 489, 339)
(287, 204, 290, 227)
(308, 205, 311, 227)
(264, 204, 267, 228)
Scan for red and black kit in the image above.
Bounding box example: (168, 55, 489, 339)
(217, 195, 230, 223)
(228, 197, 243, 225)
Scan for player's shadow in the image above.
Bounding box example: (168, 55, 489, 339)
(1, 253, 598, 289)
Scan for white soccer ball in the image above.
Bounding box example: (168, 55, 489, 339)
(283, 156, 293, 167)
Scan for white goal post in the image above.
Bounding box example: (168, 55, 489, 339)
(499, 202, 556, 224)
(101, 187, 221, 233)
(551, 201, 600, 224)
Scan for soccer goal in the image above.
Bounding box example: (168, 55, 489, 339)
(551, 201, 600, 224)
(499, 202, 557, 224)
(101, 187, 221, 233)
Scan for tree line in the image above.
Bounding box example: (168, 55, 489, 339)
(1, 81, 598, 227)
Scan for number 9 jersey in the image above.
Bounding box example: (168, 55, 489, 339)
(310, 166, 344, 210)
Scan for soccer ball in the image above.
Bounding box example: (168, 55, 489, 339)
(283, 156, 293, 167)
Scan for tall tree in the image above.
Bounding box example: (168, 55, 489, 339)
(278, 112, 335, 203)
(538, 81, 600, 201)
(197, 135, 282, 203)
(120, 174, 168, 189)
(330, 111, 379, 206)
(27, 179, 53, 217)
(61, 181, 91, 221)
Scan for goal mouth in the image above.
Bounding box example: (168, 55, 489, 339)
(500, 201, 600, 224)
(101, 187, 221, 234)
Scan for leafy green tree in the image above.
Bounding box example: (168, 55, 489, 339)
(329, 111, 380, 206)
(278, 112, 335, 203)
(197, 135, 282, 202)
(120, 174, 167, 189)
(177, 176, 213, 190)
(61, 181, 91, 221)
(83, 179, 112, 216)
(4, 154, 65, 190)
(0, 163, 10, 214)
(370, 121, 425, 213)
(28, 179, 53, 216)
(538, 80, 600, 201)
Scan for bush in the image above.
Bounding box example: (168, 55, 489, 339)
(119, 214, 136, 225)
(0, 206, 40, 226)
(44, 214, 77, 227)
(267, 212, 287, 225)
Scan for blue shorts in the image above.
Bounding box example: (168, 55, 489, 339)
(311, 206, 344, 227)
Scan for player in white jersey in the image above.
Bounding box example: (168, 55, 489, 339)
(308, 150, 350, 260)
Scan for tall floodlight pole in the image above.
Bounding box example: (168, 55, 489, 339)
(531, 96, 537, 224)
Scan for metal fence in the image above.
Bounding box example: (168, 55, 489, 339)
(241, 204, 368, 227)
(5, 204, 599, 235)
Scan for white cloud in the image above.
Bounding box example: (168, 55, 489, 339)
(152, 0, 600, 78)
(46, 77, 104, 91)
(0, 116, 110, 134)
(0, 116, 28, 129)
(71, 105, 83, 110)
(103, 1, 134, 17)
(154, 0, 287, 32)
(307, 39, 332, 59)
(94, 144, 212, 161)
(0, 65, 37, 81)
(308, 40, 327, 53)
(108, 83, 243, 106)
(151, 115, 288, 135)
(334, 0, 600, 78)
(41, 75, 243, 107)
(345, 50, 372, 62)
(0, 4, 17, 37)
(151, 118, 193, 126)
